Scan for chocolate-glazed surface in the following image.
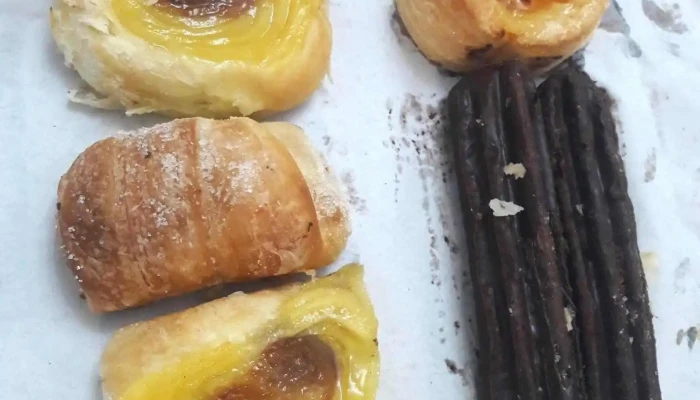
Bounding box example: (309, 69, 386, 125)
(156, 0, 255, 18)
(216, 335, 338, 400)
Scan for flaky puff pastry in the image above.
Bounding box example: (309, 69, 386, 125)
(101, 264, 379, 400)
(395, 0, 608, 72)
(49, 0, 331, 117)
(57, 118, 349, 312)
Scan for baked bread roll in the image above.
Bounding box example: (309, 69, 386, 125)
(100, 264, 379, 400)
(395, 0, 608, 72)
(57, 117, 349, 312)
(49, 0, 331, 117)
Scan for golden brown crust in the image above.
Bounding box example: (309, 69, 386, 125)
(57, 118, 349, 312)
(395, 0, 608, 72)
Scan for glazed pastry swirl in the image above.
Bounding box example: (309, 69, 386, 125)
(395, 0, 608, 72)
(114, 0, 317, 63)
(50, 0, 331, 117)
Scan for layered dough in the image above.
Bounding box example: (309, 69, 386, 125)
(50, 0, 331, 117)
(57, 118, 349, 312)
(100, 265, 379, 400)
(395, 0, 608, 72)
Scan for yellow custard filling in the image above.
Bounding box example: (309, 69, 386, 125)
(110, 0, 324, 63)
(117, 265, 379, 400)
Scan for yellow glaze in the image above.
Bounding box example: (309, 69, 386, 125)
(50, 0, 331, 117)
(105, 265, 379, 400)
(112, 0, 318, 63)
(395, 0, 607, 72)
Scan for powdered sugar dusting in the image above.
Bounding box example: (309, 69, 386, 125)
(198, 134, 218, 190)
(227, 159, 259, 202)
(316, 173, 346, 219)
(161, 153, 184, 188)
(147, 198, 172, 228)
(304, 150, 346, 219)
(196, 121, 269, 205)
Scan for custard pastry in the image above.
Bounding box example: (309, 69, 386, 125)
(395, 0, 608, 72)
(57, 117, 349, 312)
(100, 264, 380, 400)
(49, 0, 331, 117)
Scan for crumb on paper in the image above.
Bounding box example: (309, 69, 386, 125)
(575, 204, 584, 215)
(564, 307, 574, 332)
(489, 199, 524, 217)
(641, 252, 659, 285)
(504, 163, 526, 179)
(641, 252, 658, 272)
(67, 88, 120, 110)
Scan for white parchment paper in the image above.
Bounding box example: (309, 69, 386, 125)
(1, 0, 699, 398)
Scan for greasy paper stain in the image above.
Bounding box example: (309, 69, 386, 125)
(648, 88, 671, 143)
(641, 0, 688, 34)
(390, 6, 415, 49)
(644, 148, 657, 183)
(321, 135, 347, 157)
(445, 359, 470, 387)
(667, 42, 681, 57)
(341, 172, 367, 213)
(386, 98, 393, 130)
(677, 326, 699, 350)
(674, 258, 691, 294)
(387, 93, 460, 287)
(386, 92, 471, 347)
(598, 1, 642, 58)
(599, 1, 630, 34)
(627, 41, 643, 58)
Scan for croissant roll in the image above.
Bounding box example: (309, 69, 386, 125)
(395, 0, 608, 72)
(49, 0, 331, 117)
(100, 264, 380, 400)
(57, 117, 349, 312)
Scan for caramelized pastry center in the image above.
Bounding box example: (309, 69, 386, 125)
(216, 335, 338, 400)
(156, 0, 254, 17)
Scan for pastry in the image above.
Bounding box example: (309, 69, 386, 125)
(100, 264, 380, 400)
(447, 63, 660, 399)
(57, 117, 349, 312)
(395, 0, 608, 72)
(49, 0, 331, 117)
